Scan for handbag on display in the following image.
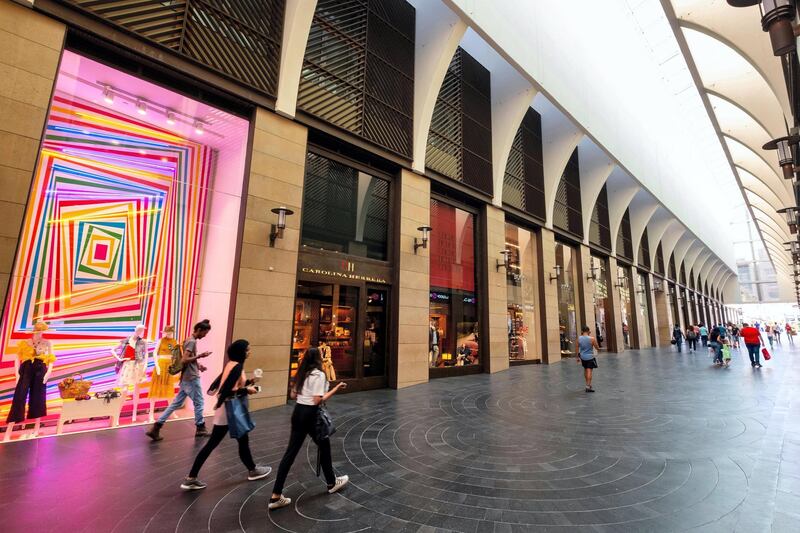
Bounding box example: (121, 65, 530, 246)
(225, 395, 255, 439)
(58, 374, 93, 399)
(94, 389, 122, 404)
(761, 347, 771, 361)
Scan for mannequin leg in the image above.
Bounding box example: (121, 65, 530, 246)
(149, 398, 155, 423)
(3, 424, 15, 442)
(32, 418, 41, 437)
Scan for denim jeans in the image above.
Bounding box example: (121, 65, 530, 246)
(746, 343, 761, 365)
(158, 377, 205, 426)
(701, 335, 708, 347)
(709, 341, 722, 363)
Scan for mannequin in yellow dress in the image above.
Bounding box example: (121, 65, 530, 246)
(148, 325, 179, 423)
(320, 342, 336, 381)
(4, 321, 55, 442)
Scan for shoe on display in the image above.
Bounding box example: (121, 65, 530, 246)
(195, 424, 209, 437)
(180, 478, 207, 491)
(268, 495, 291, 510)
(247, 465, 272, 481)
(327, 475, 349, 494)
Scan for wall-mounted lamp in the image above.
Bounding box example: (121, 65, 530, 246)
(651, 280, 664, 293)
(549, 264, 562, 283)
(728, 1, 797, 56)
(269, 206, 294, 247)
(778, 206, 800, 234)
(764, 135, 799, 179)
(496, 249, 511, 272)
(614, 275, 627, 289)
(586, 259, 598, 281)
(414, 226, 432, 254)
(785, 240, 800, 256)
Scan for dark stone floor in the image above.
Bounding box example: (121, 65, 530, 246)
(2, 341, 800, 533)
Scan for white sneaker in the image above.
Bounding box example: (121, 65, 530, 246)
(268, 495, 291, 510)
(327, 475, 349, 494)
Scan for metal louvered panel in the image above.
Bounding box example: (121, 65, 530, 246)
(638, 229, 651, 269)
(553, 148, 582, 238)
(617, 209, 633, 261)
(503, 107, 545, 221)
(589, 184, 611, 250)
(655, 243, 665, 275)
(63, 0, 283, 97)
(298, 0, 414, 158)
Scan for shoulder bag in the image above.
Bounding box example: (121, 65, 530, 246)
(314, 402, 336, 477)
(225, 394, 255, 439)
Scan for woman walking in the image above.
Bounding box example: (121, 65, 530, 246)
(765, 324, 775, 350)
(269, 347, 349, 510)
(685, 325, 698, 353)
(180, 339, 271, 490)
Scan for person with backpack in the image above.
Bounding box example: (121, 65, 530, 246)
(146, 319, 212, 440)
(672, 325, 685, 352)
(269, 346, 349, 510)
(180, 339, 271, 490)
(685, 325, 698, 353)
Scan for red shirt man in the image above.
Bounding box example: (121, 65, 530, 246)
(740, 325, 761, 346)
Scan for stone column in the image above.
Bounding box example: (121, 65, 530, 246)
(538, 228, 561, 363)
(232, 109, 308, 410)
(0, 1, 64, 312)
(577, 244, 596, 337)
(653, 280, 672, 346)
(395, 169, 430, 388)
(606, 256, 625, 353)
(483, 205, 509, 373)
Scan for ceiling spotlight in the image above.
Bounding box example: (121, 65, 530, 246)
(102, 85, 114, 105)
(763, 135, 799, 179)
(193, 121, 205, 135)
(136, 99, 147, 115)
(166, 110, 176, 125)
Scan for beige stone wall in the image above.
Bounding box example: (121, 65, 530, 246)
(0, 1, 64, 312)
(606, 256, 625, 353)
(653, 285, 672, 346)
(395, 169, 430, 388)
(233, 108, 308, 410)
(538, 228, 561, 363)
(484, 205, 509, 373)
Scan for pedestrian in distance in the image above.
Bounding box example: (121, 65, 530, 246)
(146, 319, 212, 440)
(269, 346, 349, 510)
(786, 323, 795, 345)
(739, 322, 763, 369)
(773, 323, 782, 346)
(765, 324, 774, 350)
(576, 326, 600, 393)
(686, 325, 698, 353)
(672, 324, 685, 353)
(180, 339, 271, 490)
(699, 323, 709, 348)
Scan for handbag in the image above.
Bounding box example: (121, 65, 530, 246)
(58, 374, 93, 399)
(225, 395, 255, 439)
(761, 347, 771, 361)
(94, 389, 122, 404)
(315, 403, 337, 477)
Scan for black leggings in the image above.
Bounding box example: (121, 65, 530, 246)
(272, 404, 335, 495)
(687, 338, 697, 351)
(189, 424, 255, 477)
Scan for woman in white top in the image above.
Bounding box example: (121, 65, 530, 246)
(180, 339, 271, 490)
(269, 346, 348, 510)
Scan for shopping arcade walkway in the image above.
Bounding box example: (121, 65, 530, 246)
(1, 341, 799, 533)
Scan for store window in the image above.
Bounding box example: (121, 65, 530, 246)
(637, 272, 653, 348)
(504, 223, 540, 362)
(0, 51, 250, 437)
(591, 255, 611, 350)
(429, 200, 479, 368)
(618, 265, 635, 349)
(555, 242, 580, 356)
(301, 152, 390, 260)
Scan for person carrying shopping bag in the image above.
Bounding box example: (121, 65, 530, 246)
(269, 346, 349, 510)
(180, 339, 271, 490)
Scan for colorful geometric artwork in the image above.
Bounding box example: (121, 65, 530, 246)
(0, 89, 213, 420)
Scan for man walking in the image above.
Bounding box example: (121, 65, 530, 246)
(576, 326, 600, 393)
(146, 319, 213, 440)
(739, 322, 763, 369)
(699, 324, 709, 348)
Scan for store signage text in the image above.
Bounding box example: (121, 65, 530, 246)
(301, 265, 387, 284)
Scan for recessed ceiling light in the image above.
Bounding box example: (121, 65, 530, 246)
(136, 99, 147, 115)
(103, 86, 114, 105)
(166, 110, 176, 125)
(193, 120, 204, 135)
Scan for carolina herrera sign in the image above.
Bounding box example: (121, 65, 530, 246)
(300, 266, 388, 284)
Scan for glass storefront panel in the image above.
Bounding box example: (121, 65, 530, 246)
(301, 152, 390, 260)
(429, 200, 479, 368)
(668, 283, 680, 329)
(591, 255, 611, 350)
(0, 51, 250, 438)
(555, 242, 580, 355)
(618, 265, 634, 349)
(363, 289, 388, 377)
(505, 223, 540, 362)
(637, 272, 653, 348)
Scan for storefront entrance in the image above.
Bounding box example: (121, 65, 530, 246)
(291, 253, 391, 393)
(591, 255, 612, 351)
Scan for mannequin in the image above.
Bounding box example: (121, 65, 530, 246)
(320, 342, 336, 381)
(428, 320, 440, 367)
(148, 325, 179, 423)
(4, 321, 55, 441)
(111, 324, 149, 423)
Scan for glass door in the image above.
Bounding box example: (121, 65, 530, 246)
(363, 288, 388, 379)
